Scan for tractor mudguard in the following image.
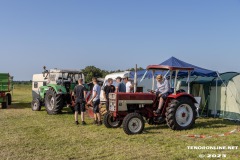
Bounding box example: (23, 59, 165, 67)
(39, 86, 49, 99)
(168, 93, 197, 103)
(46, 84, 67, 94)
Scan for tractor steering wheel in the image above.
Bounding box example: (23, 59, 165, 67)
(147, 89, 156, 93)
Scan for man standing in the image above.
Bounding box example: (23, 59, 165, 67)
(103, 78, 115, 111)
(115, 76, 126, 92)
(155, 75, 170, 114)
(123, 76, 133, 93)
(73, 78, 87, 125)
(87, 77, 102, 126)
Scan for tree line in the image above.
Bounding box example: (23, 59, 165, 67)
(82, 66, 144, 83)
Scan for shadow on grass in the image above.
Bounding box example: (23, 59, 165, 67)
(143, 124, 169, 134)
(143, 118, 240, 134)
(195, 118, 240, 129)
(7, 103, 75, 115)
(8, 102, 31, 109)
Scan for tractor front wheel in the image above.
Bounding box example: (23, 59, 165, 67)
(166, 97, 196, 130)
(45, 88, 64, 115)
(31, 99, 41, 111)
(103, 111, 122, 128)
(123, 113, 145, 135)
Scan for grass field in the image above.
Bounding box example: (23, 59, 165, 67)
(0, 84, 240, 160)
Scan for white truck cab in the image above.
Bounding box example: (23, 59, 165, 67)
(32, 74, 48, 100)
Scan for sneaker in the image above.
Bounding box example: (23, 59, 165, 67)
(97, 121, 102, 126)
(75, 121, 79, 125)
(93, 120, 97, 125)
(155, 109, 161, 114)
(82, 121, 86, 125)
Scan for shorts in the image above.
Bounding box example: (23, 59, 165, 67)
(74, 99, 86, 112)
(93, 99, 100, 113)
(161, 93, 169, 99)
(156, 91, 169, 100)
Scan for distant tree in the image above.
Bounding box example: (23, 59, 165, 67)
(82, 66, 104, 83)
(82, 66, 144, 83)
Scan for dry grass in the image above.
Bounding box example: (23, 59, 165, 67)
(0, 84, 239, 160)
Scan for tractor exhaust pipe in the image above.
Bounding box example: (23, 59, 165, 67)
(134, 64, 137, 93)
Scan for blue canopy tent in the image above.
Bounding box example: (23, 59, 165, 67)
(130, 56, 217, 79)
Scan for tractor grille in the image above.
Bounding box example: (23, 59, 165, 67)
(109, 93, 116, 111)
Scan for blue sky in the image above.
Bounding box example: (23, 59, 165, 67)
(0, 0, 240, 80)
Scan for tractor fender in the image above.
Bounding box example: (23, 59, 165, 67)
(46, 84, 67, 94)
(168, 93, 197, 103)
(39, 86, 49, 99)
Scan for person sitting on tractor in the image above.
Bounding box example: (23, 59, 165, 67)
(154, 75, 170, 114)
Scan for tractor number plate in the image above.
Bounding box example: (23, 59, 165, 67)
(109, 104, 115, 111)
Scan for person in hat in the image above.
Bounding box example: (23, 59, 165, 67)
(155, 75, 170, 114)
(123, 76, 133, 93)
(115, 76, 126, 92)
(103, 78, 115, 111)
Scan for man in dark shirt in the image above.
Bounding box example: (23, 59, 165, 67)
(115, 76, 126, 92)
(103, 78, 115, 111)
(73, 78, 87, 125)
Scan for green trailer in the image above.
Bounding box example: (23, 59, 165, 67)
(0, 73, 13, 109)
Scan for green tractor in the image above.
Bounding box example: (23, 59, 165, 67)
(31, 67, 86, 114)
(0, 73, 13, 109)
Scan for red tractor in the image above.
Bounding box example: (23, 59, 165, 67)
(103, 65, 197, 135)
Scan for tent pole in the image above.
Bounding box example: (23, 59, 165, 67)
(140, 70, 148, 82)
(152, 70, 155, 91)
(174, 70, 179, 95)
(169, 71, 173, 88)
(214, 77, 218, 118)
(187, 70, 191, 94)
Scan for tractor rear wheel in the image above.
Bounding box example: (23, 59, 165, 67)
(166, 97, 196, 130)
(45, 88, 64, 114)
(123, 113, 145, 135)
(31, 99, 41, 111)
(6, 93, 12, 105)
(103, 111, 122, 128)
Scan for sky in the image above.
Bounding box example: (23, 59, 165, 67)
(0, 0, 240, 80)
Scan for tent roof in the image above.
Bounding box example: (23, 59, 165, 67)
(130, 56, 217, 78)
(211, 72, 240, 86)
(160, 57, 217, 77)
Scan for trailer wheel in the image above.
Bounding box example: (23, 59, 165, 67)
(1, 102, 7, 109)
(6, 93, 12, 105)
(31, 99, 41, 111)
(2, 95, 9, 109)
(103, 111, 122, 128)
(166, 97, 196, 130)
(45, 88, 63, 114)
(123, 113, 145, 135)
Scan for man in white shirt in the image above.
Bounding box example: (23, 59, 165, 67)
(155, 75, 170, 114)
(123, 76, 133, 93)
